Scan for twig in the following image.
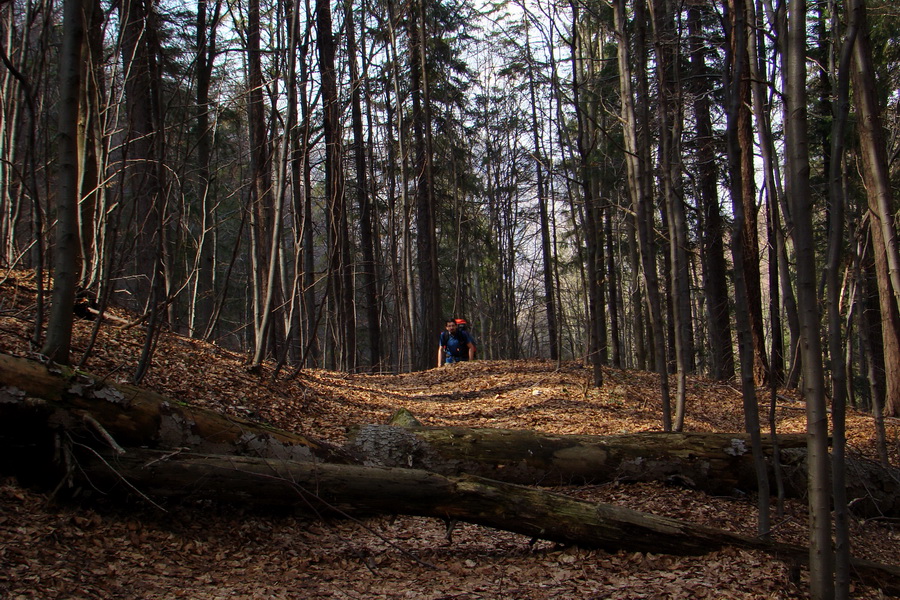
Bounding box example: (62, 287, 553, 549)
(69, 440, 168, 512)
(141, 448, 186, 468)
(81, 413, 126, 455)
(47, 433, 76, 505)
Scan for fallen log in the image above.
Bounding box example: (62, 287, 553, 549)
(4, 352, 900, 592)
(3, 352, 899, 519)
(779, 448, 900, 520)
(0, 353, 346, 468)
(348, 423, 806, 493)
(349, 417, 900, 519)
(75, 446, 900, 594)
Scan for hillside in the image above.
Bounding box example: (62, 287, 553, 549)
(1, 270, 898, 599)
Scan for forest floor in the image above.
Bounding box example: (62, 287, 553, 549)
(1, 270, 899, 599)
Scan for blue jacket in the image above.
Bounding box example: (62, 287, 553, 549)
(440, 330, 473, 360)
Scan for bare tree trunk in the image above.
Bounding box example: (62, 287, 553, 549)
(569, 5, 602, 386)
(652, 0, 689, 428)
(724, 0, 771, 538)
(345, 0, 380, 371)
(350, 423, 807, 492)
(77, 0, 105, 291)
(76, 446, 872, 567)
(747, 0, 785, 385)
(42, 0, 85, 364)
(757, 0, 803, 387)
(409, 0, 440, 371)
(525, 24, 558, 363)
(296, 0, 317, 367)
(119, 0, 166, 383)
(605, 208, 622, 368)
(850, 0, 900, 417)
(785, 0, 835, 594)
(192, 0, 221, 340)
(732, 0, 770, 388)
(755, 0, 803, 387)
(613, 0, 670, 429)
(246, 0, 276, 364)
(383, 0, 416, 371)
(826, 2, 859, 594)
(316, 0, 354, 371)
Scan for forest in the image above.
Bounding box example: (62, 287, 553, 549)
(0, 0, 892, 387)
(2, 0, 900, 595)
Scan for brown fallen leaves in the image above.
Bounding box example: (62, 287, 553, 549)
(0, 270, 898, 599)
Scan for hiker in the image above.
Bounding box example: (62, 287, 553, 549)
(438, 318, 476, 367)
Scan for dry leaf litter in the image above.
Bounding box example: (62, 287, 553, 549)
(1, 270, 898, 599)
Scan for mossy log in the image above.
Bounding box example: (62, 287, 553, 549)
(349, 420, 900, 519)
(2, 352, 898, 519)
(0, 352, 347, 479)
(75, 446, 900, 594)
(3, 352, 900, 593)
(349, 423, 806, 494)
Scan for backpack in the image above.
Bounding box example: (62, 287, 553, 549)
(441, 318, 477, 359)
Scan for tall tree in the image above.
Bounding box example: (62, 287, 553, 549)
(850, 0, 900, 417)
(651, 0, 690, 428)
(246, 0, 280, 366)
(119, 0, 164, 310)
(827, 0, 859, 593)
(525, 20, 559, 362)
(733, 0, 770, 387)
(724, 0, 770, 537)
(613, 0, 671, 429)
(119, 0, 167, 384)
(191, 0, 222, 340)
(316, 0, 355, 371)
(346, 0, 381, 371)
(687, 4, 733, 381)
(42, 0, 85, 364)
(409, 0, 440, 370)
(570, 0, 603, 387)
(785, 0, 835, 593)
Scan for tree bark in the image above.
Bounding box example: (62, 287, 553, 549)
(409, 0, 440, 371)
(119, 0, 164, 316)
(345, 0, 380, 372)
(612, 0, 670, 428)
(349, 422, 900, 519)
(58, 447, 900, 594)
(3, 352, 900, 520)
(0, 353, 344, 463)
(190, 0, 219, 341)
(785, 0, 835, 593)
(42, 0, 85, 364)
(525, 24, 559, 363)
(850, 0, 900, 417)
(349, 424, 806, 493)
(569, 3, 603, 387)
(652, 0, 690, 428)
(725, 0, 771, 536)
(246, 0, 266, 335)
(70, 447, 773, 553)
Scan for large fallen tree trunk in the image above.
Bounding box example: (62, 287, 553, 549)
(0, 353, 347, 467)
(3, 352, 900, 518)
(4, 353, 900, 592)
(349, 422, 900, 518)
(75, 446, 900, 594)
(348, 422, 807, 493)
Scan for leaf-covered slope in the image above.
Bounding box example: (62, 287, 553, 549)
(1, 270, 898, 599)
